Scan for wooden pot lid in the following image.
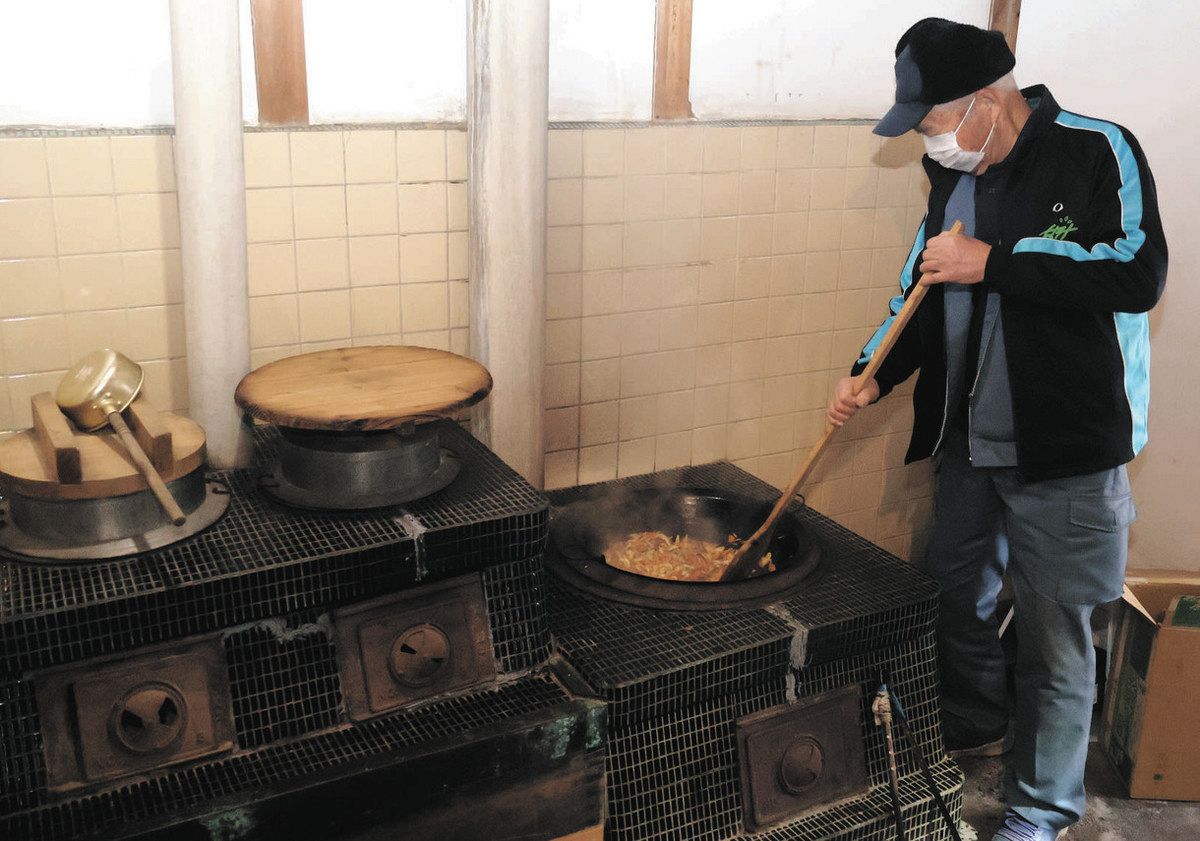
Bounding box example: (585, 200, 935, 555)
(0, 413, 206, 501)
(234, 345, 493, 432)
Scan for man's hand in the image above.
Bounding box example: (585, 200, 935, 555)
(919, 229, 991, 286)
(827, 376, 880, 427)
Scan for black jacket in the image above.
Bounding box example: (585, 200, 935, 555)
(852, 86, 1167, 481)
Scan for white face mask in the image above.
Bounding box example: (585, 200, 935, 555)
(922, 96, 996, 172)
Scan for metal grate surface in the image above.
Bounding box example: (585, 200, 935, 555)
(0, 420, 547, 676)
(0, 673, 571, 841)
(481, 555, 552, 674)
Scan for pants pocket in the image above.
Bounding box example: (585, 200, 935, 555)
(1068, 494, 1138, 532)
(1055, 493, 1135, 604)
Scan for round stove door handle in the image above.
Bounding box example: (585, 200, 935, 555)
(109, 682, 189, 755)
(389, 623, 453, 688)
(778, 735, 825, 795)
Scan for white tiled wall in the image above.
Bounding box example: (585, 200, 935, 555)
(542, 123, 937, 559)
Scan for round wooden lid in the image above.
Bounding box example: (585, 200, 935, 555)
(234, 345, 493, 432)
(0, 413, 206, 501)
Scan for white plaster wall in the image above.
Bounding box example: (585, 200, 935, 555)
(302, 0, 467, 123)
(0, 0, 257, 127)
(689, 0, 989, 120)
(1017, 1, 1200, 571)
(548, 0, 655, 121)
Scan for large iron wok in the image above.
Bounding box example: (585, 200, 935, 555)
(545, 487, 824, 611)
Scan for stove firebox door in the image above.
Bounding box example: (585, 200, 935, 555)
(333, 575, 496, 720)
(736, 684, 870, 831)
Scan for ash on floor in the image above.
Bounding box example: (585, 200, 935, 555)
(958, 743, 1200, 840)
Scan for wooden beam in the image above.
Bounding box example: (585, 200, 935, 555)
(250, 0, 309, 125)
(653, 0, 694, 120)
(990, 0, 1022, 54)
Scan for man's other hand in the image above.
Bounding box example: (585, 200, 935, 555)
(919, 229, 991, 285)
(827, 376, 880, 427)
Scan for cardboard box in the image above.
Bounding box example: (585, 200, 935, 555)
(1101, 573, 1200, 800)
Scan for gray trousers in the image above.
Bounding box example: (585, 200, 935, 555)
(918, 430, 1135, 832)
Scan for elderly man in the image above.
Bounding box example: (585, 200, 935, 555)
(826, 17, 1167, 841)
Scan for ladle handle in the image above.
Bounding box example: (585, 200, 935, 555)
(108, 410, 187, 526)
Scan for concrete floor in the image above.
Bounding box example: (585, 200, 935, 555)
(957, 744, 1200, 840)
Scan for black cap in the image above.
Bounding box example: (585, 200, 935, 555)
(874, 17, 1016, 137)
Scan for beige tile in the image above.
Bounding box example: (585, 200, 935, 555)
(727, 418, 761, 460)
(247, 242, 297, 296)
(702, 127, 740, 172)
(0, 198, 55, 258)
(548, 130, 583, 178)
(660, 306, 697, 350)
(812, 125, 849, 167)
(844, 168, 879, 209)
(624, 129, 665, 175)
(245, 188, 294, 242)
(297, 289, 351, 342)
(581, 224, 622, 270)
(700, 218, 737, 262)
(701, 172, 738, 217)
(846, 125, 881, 167)
(776, 169, 811, 212)
(764, 335, 801, 377)
(741, 127, 778, 170)
(548, 179, 583, 226)
(761, 413, 794, 454)
(738, 170, 776, 215)
(730, 339, 765, 380)
(619, 352, 661, 397)
(663, 174, 701, 218)
(289, 131, 345, 185)
(768, 295, 803, 337)
(619, 310, 659, 355)
(448, 231, 468, 280)
(350, 285, 401, 336)
(547, 272, 582, 319)
(126, 304, 185, 360)
(656, 219, 697, 265)
(804, 250, 841, 292)
(875, 167, 911, 208)
(619, 395, 656, 440)
(692, 424, 727, 463)
(578, 443, 618, 483)
(621, 267, 660, 311)
(624, 175, 664, 222)
(762, 374, 799, 416)
(657, 348, 696, 391)
(581, 270, 621, 316)
(547, 226, 582, 273)
(583, 129, 624, 176)
(296, 238, 349, 291)
(543, 449, 579, 490)
(349, 235, 399, 286)
(656, 389, 694, 433)
(124, 249, 183, 306)
(873, 206, 911, 248)
(807, 210, 842, 252)
(841, 208, 876, 250)
(581, 358, 620, 403)
(735, 258, 771, 299)
(8, 371, 64, 427)
(545, 406, 580, 451)
(243, 132, 292, 188)
(0, 258, 61, 316)
(699, 259, 735, 304)
(449, 280, 469, 328)
(544, 362, 580, 408)
(837, 248, 873, 290)
(116, 193, 180, 250)
(54, 196, 120, 254)
(111, 135, 175, 193)
(660, 264, 699, 306)
(773, 211, 808, 255)
(139, 358, 189, 411)
(655, 430, 691, 469)
(696, 302, 732, 345)
(546, 318, 581, 364)
(401, 282, 449, 332)
(695, 343, 731, 386)
(580, 400, 618, 445)
(835, 289, 872, 330)
(770, 254, 805, 296)
(445, 179, 465, 226)
(796, 332, 833, 373)
(660, 126, 702, 174)
(401, 232, 447, 282)
(801, 291, 837, 333)
(693, 383, 730, 427)
(346, 183, 398, 236)
(397, 182, 447, 234)
(250, 344, 301, 369)
(732, 295, 769, 345)
(582, 177, 624, 224)
(404, 329, 450, 350)
(617, 436, 655, 477)
(65, 308, 128, 363)
(810, 168, 845, 210)
(737, 215, 774, 258)
(45, 137, 113, 195)
(623, 221, 662, 267)
(446, 130, 468, 180)
(293, 185, 347, 239)
(344, 130, 396, 183)
(396, 130, 446, 182)
(0, 138, 49, 198)
(59, 253, 124, 311)
(777, 126, 814, 168)
(449, 328, 469, 355)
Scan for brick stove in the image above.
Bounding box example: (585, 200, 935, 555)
(0, 420, 604, 841)
(544, 463, 964, 841)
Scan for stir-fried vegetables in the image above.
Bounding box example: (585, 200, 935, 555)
(603, 531, 775, 582)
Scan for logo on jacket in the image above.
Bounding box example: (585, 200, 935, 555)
(1038, 215, 1079, 241)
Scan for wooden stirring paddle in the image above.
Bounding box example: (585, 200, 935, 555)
(720, 220, 964, 582)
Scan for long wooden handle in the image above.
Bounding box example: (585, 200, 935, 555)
(108, 410, 187, 526)
(723, 220, 962, 579)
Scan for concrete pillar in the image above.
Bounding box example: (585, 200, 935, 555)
(467, 0, 549, 486)
(168, 0, 253, 468)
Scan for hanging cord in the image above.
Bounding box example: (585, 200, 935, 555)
(884, 680, 963, 841)
(872, 684, 907, 841)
